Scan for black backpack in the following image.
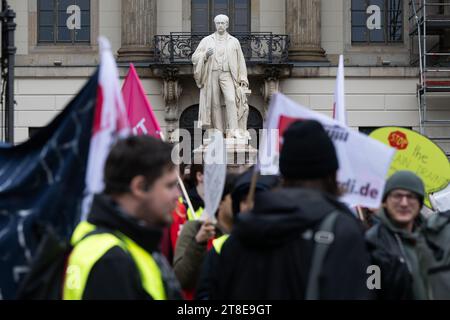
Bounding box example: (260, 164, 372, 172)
(16, 224, 106, 300)
(16, 225, 72, 300)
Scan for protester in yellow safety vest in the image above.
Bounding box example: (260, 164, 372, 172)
(63, 136, 182, 300)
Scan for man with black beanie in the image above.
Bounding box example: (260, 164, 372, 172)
(210, 120, 373, 300)
(195, 168, 279, 300)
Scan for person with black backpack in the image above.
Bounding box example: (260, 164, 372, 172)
(61, 136, 183, 300)
(366, 171, 432, 300)
(209, 120, 373, 300)
(18, 136, 183, 300)
(17, 135, 184, 300)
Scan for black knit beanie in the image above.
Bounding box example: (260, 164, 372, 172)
(280, 120, 339, 180)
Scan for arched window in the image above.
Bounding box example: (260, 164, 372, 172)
(191, 0, 250, 33)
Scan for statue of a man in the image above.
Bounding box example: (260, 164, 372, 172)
(192, 14, 250, 140)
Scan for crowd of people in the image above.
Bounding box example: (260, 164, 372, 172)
(60, 119, 450, 300)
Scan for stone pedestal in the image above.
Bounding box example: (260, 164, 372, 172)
(193, 137, 257, 167)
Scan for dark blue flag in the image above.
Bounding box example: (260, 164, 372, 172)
(0, 69, 99, 299)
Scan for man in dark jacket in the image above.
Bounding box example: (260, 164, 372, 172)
(366, 171, 432, 300)
(423, 209, 450, 299)
(63, 136, 182, 300)
(195, 169, 280, 300)
(209, 120, 372, 300)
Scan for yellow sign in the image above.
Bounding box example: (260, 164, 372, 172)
(370, 127, 450, 208)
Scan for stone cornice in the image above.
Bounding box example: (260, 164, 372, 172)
(14, 65, 421, 78)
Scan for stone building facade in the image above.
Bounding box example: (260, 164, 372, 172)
(4, 0, 450, 157)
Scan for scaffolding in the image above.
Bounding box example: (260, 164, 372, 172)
(410, 0, 450, 157)
(0, 0, 16, 144)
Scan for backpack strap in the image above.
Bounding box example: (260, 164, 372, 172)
(305, 210, 339, 300)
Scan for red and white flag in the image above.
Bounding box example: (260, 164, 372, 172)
(259, 93, 395, 209)
(333, 55, 347, 126)
(82, 37, 130, 219)
(122, 64, 161, 138)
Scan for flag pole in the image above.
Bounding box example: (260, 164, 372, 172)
(245, 166, 260, 211)
(159, 132, 197, 220)
(356, 206, 365, 222)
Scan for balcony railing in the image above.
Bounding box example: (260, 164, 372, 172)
(154, 32, 290, 65)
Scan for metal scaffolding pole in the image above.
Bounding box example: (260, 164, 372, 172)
(0, 0, 16, 144)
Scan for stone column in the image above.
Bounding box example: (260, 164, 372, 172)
(118, 0, 156, 61)
(286, 0, 327, 62)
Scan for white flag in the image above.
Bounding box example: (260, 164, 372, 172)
(203, 130, 227, 222)
(259, 93, 395, 209)
(81, 37, 130, 220)
(333, 55, 347, 126)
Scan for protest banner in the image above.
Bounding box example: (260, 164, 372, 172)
(370, 127, 450, 208)
(430, 184, 450, 212)
(259, 93, 396, 209)
(122, 64, 161, 138)
(122, 63, 196, 217)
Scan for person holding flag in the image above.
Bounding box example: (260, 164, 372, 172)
(64, 40, 182, 300)
(64, 136, 183, 300)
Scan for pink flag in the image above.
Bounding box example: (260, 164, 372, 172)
(122, 64, 161, 138)
(121, 64, 197, 216)
(82, 37, 130, 219)
(333, 55, 347, 126)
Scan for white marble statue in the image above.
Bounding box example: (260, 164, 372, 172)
(192, 14, 250, 140)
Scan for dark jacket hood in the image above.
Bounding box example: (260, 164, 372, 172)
(233, 188, 354, 248)
(87, 194, 163, 253)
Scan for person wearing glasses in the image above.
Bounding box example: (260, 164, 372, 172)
(366, 171, 433, 300)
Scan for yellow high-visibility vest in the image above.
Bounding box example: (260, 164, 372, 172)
(63, 221, 166, 300)
(187, 206, 204, 221)
(212, 234, 230, 254)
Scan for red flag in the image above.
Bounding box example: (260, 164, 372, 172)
(122, 64, 197, 222)
(122, 64, 161, 138)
